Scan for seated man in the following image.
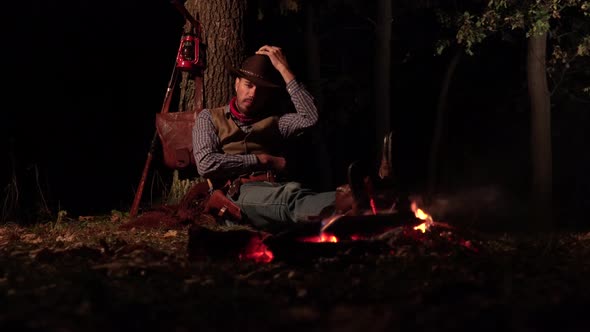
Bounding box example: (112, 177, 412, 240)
(192, 45, 339, 229)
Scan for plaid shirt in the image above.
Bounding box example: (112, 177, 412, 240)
(192, 79, 318, 179)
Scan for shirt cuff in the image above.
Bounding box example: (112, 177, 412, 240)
(244, 154, 259, 169)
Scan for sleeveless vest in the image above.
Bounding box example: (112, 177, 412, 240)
(209, 106, 281, 156)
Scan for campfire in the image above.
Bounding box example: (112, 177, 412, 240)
(187, 197, 462, 264)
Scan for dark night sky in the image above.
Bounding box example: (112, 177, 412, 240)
(3, 1, 589, 223)
(4, 1, 184, 215)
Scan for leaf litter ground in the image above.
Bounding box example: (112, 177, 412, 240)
(2, 216, 590, 331)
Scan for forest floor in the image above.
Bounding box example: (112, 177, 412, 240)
(2, 212, 590, 332)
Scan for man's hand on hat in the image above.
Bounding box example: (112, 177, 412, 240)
(256, 45, 295, 84)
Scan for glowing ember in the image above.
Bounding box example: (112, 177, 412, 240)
(300, 232, 338, 243)
(239, 237, 274, 263)
(239, 247, 274, 263)
(369, 198, 378, 215)
(350, 234, 368, 241)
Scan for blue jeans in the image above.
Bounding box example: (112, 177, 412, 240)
(229, 181, 335, 228)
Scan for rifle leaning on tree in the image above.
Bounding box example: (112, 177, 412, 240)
(129, 0, 204, 218)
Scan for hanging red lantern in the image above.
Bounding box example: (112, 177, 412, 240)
(176, 32, 203, 71)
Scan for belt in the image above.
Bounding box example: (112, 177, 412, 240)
(226, 171, 277, 199)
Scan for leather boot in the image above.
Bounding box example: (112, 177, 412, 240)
(204, 190, 242, 221)
(347, 161, 372, 215)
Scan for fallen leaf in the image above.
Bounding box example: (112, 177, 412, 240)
(576, 232, 590, 241)
(21, 233, 42, 244)
(163, 230, 178, 238)
(56, 233, 75, 243)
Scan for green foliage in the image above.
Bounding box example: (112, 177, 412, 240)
(435, 10, 453, 28)
(578, 36, 590, 56)
(110, 209, 128, 218)
(52, 210, 69, 229)
(436, 0, 590, 55)
(433, 0, 590, 97)
(57, 210, 68, 222)
(526, 1, 552, 37)
(279, 0, 300, 14)
(435, 39, 451, 55)
(504, 10, 526, 30)
(256, 0, 300, 20)
(456, 12, 488, 55)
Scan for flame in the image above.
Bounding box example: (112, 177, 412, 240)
(414, 223, 428, 233)
(414, 208, 430, 220)
(301, 232, 338, 243)
(411, 201, 433, 233)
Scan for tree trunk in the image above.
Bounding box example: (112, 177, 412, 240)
(527, 32, 553, 230)
(169, 0, 248, 203)
(181, 0, 247, 111)
(427, 48, 461, 199)
(304, 1, 324, 112)
(374, 0, 392, 151)
(303, 0, 333, 190)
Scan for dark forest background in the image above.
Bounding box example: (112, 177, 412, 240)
(2, 1, 589, 228)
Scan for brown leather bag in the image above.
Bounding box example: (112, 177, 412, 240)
(155, 110, 198, 169)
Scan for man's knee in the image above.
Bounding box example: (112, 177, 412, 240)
(282, 181, 303, 195)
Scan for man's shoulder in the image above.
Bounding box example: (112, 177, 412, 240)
(201, 105, 228, 116)
(209, 105, 228, 114)
(197, 105, 226, 118)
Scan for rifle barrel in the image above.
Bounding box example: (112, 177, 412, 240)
(170, 0, 200, 32)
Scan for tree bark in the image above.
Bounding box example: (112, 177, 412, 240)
(181, 0, 247, 111)
(527, 32, 553, 229)
(303, 0, 333, 190)
(304, 1, 324, 112)
(427, 48, 461, 199)
(374, 0, 392, 149)
(169, 0, 248, 203)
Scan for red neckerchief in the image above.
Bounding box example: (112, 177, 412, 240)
(229, 97, 257, 125)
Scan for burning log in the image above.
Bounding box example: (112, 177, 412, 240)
(187, 224, 272, 263)
(259, 212, 420, 263)
(321, 211, 419, 240)
(263, 228, 386, 265)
